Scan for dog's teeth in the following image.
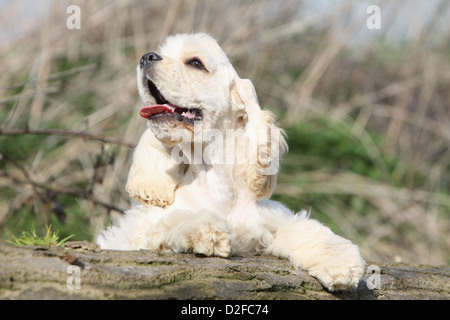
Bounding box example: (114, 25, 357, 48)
(181, 111, 196, 119)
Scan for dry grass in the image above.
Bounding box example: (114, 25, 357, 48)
(0, 0, 449, 264)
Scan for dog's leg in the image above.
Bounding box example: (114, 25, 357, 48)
(148, 211, 234, 258)
(126, 128, 185, 208)
(266, 215, 364, 291)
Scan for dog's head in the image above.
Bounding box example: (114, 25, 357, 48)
(137, 33, 241, 145)
(129, 33, 287, 206)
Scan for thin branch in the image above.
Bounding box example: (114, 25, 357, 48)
(0, 169, 126, 215)
(0, 152, 126, 216)
(0, 128, 136, 149)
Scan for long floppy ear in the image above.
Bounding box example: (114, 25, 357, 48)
(230, 77, 288, 200)
(126, 128, 186, 207)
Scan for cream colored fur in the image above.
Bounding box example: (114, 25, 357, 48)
(97, 33, 364, 291)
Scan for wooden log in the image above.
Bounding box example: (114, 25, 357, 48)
(0, 241, 448, 300)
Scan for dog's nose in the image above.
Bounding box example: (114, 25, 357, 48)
(140, 52, 163, 68)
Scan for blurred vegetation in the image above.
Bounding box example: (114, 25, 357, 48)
(0, 0, 449, 264)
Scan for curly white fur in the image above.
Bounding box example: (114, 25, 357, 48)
(96, 33, 364, 291)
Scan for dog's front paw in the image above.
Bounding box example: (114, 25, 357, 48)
(307, 241, 364, 291)
(188, 220, 233, 258)
(130, 190, 173, 208)
(126, 179, 174, 208)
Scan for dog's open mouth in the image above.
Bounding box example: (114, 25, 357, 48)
(140, 79, 202, 124)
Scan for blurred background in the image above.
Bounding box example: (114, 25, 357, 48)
(0, 0, 449, 265)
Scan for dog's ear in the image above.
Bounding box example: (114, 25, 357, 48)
(230, 77, 288, 199)
(126, 128, 186, 207)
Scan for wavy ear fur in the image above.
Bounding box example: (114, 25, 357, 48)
(231, 77, 288, 199)
(126, 128, 186, 207)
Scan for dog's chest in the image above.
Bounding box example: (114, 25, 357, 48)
(172, 166, 235, 213)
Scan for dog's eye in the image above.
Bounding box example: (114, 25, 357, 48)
(186, 58, 206, 71)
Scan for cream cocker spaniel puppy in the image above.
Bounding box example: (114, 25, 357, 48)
(97, 33, 364, 291)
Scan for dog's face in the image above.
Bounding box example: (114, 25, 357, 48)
(137, 33, 239, 145)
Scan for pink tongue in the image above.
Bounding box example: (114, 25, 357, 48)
(139, 104, 176, 119)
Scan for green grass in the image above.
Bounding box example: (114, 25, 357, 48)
(6, 224, 74, 247)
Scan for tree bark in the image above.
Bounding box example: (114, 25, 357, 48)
(0, 241, 448, 300)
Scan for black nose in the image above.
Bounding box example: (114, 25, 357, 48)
(140, 52, 163, 68)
